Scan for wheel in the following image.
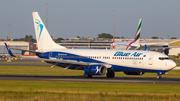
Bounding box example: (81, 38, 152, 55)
(87, 75, 92, 78)
(106, 73, 110, 78)
(111, 73, 115, 77)
(106, 73, 115, 78)
(157, 75, 162, 79)
(84, 73, 92, 78)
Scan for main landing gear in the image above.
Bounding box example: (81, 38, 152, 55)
(84, 71, 115, 78)
(106, 69, 115, 78)
(84, 73, 92, 78)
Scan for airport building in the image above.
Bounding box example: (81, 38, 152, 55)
(0, 38, 180, 56)
(59, 38, 112, 49)
(60, 38, 180, 56)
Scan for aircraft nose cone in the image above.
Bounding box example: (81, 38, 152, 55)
(170, 60, 176, 69)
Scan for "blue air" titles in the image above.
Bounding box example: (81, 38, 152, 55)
(114, 52, 143, 57)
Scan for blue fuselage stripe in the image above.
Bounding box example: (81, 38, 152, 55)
(36, 51, 167, 72)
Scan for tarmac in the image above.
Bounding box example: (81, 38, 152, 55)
(0, 74, 180, 85)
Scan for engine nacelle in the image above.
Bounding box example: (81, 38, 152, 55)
(123, 71, 145, 75)
(84, 65, 107, 75)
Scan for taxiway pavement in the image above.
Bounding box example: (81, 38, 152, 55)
(0, 74, 180, 84)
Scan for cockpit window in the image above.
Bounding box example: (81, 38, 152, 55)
(159, 57, 170, 60)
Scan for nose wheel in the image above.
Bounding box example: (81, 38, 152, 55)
(157, 72, 165, 79)
(157, 75, 162, 79)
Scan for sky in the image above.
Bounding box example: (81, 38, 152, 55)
(1, 0, 180, 40)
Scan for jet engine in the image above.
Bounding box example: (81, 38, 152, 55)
(123, 71, 145, 75)
(84, 65, 107, 75)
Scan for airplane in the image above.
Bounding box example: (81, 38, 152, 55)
(110, 18, 142, 50)
(5, 12, 176, 79)
(110, 19, 178, 55)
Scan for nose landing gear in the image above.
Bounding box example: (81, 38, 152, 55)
(157, 75, 162, 79)
(157, 71, 166, 79)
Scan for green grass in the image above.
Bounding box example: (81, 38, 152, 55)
(0, 65, 84, 76)
(0, 60, 49, 65)
(0, 80, 180, 101)
(0, 61, 180, 100)
(0, 65, 179, 78)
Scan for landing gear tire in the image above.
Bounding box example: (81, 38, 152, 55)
(157, 75, 162, 79)
(84, 73, 92, 78)
(106, 73, 115, 78)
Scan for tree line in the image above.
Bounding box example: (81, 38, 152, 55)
(1, 33, 177, 43)
(12, 35, 65, 43)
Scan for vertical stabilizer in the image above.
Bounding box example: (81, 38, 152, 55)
(32, 12, 66, 50)
(133, 18, 142, 43)
(126, 19, 142, 50)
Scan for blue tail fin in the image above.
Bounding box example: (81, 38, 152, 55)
(4, 43, 16, 57)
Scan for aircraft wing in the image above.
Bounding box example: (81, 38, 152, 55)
(141, 44, 180, 51)
(23, 56, 88, 65)
(22, 56, 112, 70)
(147, 47, 180, 51)
(140, 43, 166, 47)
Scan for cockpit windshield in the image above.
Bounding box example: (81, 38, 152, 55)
(159, 57, 170, 60)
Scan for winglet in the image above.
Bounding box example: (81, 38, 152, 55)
(144, 44, 149, 51)
(4, 43, 16, 57)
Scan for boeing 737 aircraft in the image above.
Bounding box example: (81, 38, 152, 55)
(5, 12, 176, 79)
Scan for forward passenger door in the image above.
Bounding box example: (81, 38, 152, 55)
(148, 55, 153, 65)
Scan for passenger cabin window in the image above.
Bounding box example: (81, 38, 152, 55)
(159, 57, 170, 60)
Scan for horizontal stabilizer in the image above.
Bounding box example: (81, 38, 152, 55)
(4, 43, 16, 57)
(9, 48, 43, 54)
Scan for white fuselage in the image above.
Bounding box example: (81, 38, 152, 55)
(39, 49, 176, 72)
